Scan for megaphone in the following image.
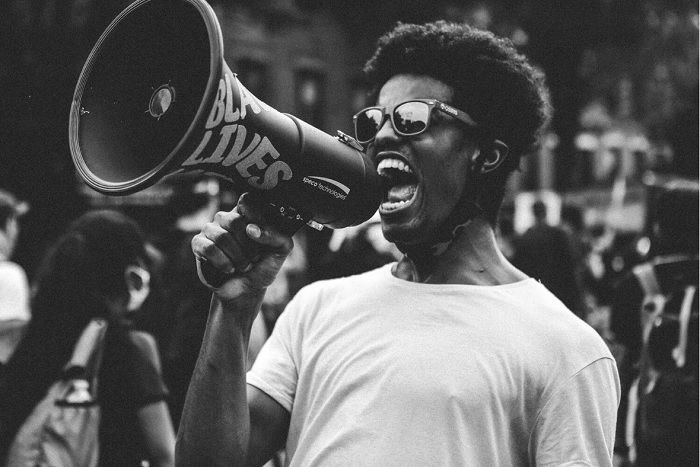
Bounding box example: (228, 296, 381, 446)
(69, 0, 381, 233)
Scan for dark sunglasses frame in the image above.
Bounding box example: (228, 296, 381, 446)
(352, 99, 479, 144)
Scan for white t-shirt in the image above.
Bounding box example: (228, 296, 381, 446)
(248, 264, 620, 466)
(0, 261, 30, 322)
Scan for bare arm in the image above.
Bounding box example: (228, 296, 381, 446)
(0, 319, 28, 363)
(138, 401, 176, 467)
(175, 194, 293, 466)
(129, 331, 177, 467)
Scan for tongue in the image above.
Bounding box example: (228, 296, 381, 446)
(387, 184, 417, 202)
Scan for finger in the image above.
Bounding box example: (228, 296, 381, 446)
(201, 221, 257, 272)
(212, 205, 266, 255)
(237, 193, 297, 251)
(244, 222, 294, 255)
(191, 232, 237, 275)
(192, 230, 249, 274)
(196, 256, 232, 289)
(236, 192, 269, 226)
(237, 193, 300, 235)
(211, 205, 243, 232)
(212, 206, 264, 260)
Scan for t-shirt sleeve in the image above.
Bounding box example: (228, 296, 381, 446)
(125, 330, 170, 407)
(0, 262, 31, 322)
(531, 357, 621, 466)
(246, 297, 302, 413)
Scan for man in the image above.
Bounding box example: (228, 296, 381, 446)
(513, 200, 586, 318)
(0, 189, 30, 369)
(177, 22, 620, 466)
(609, 180, 698, 466)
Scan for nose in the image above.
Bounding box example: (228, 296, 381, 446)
(374, 114, 399, 144)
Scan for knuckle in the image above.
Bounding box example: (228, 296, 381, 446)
(213, 209, 235, 225)
(201, 222, 218, 238)
(200, 240, 217, 256)
(213, 210, 226, 223)
(237, 194, 265, 221)
(237, 200, 251, 218)
(191, 234, 202, 251)
(191, 233, 209, 252)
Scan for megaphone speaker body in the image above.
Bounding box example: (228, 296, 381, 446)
(69, 0, 381, 229)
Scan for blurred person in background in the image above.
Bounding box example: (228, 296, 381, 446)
(609, 180, 698, 466)
(512, 199, 587, 318)
(584, 222, 618, 307)
(559, 204, 588, 276)
(496, 214, 517, 260)
(0, 210, 175, 466)
(315, 212, 401, 280)
(0, 189, 30, 374)
(178, 21, 619, 466)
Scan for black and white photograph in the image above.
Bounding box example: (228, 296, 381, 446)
(0, 1, 697, 466)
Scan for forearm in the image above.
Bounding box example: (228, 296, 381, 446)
(138, 402, 176, 467)
(175, 293, 263, 466)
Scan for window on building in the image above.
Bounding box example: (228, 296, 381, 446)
(295, 69, 325, 128)
(235, 58, 269, 102)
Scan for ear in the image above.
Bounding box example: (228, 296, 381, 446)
(476, 140, 509, 174)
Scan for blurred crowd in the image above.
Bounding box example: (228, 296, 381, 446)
(0, 171, 697, 465)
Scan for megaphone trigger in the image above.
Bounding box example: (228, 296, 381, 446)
(262, 202, 310, 235)
(194, 194, 305, 289)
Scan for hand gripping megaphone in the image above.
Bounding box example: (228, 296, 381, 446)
(69, 0, 381, 237)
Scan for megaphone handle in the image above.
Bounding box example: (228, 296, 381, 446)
(198, 201, 308, 288)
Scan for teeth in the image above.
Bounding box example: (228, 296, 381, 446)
(377, 158, 413, 175)
(380, 200, 409, 211)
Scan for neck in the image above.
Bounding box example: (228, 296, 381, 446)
(393, 217, 527, 285)
(0, 234, 11, 261)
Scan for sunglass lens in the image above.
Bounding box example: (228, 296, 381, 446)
(355, 108, 384, 143)
(393, 101, 429, 135)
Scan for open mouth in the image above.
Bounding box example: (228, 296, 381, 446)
(376, 153, 418, 213)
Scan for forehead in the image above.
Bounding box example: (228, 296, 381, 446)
(377, 74, 454, 106)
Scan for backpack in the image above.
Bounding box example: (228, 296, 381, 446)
(6, 318, 108, 467)
(625, 256, 698, 466)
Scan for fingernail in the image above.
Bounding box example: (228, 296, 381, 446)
(246, 224, 261, 238)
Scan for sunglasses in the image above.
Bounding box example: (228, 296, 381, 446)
(353, 99, 479, 145)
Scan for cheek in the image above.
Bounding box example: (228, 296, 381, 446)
(417, 169, 467, 229)
(424, 155, 469, 201)
(437, 175, 467, 215)
(415, 130, 473, 209)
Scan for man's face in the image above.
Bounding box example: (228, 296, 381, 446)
(367, 74, 477, 246)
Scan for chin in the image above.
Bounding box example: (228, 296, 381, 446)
(378, 186, 449, 247)
(380, 216, 431, 247)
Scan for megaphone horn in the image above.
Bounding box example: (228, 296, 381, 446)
(69, 0, 381, 231)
